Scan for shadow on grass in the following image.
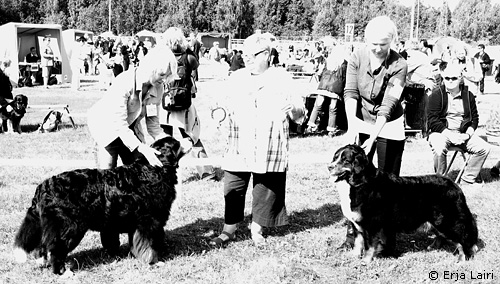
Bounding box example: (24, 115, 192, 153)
(447, 167, 499, 184)
(64, 203, 343, 272)
(20, 123, 85, 133)
(160, 203, 343, 261)
(395, 231, 485, 260)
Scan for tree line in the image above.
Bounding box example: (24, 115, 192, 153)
(1, 0, 500, 44)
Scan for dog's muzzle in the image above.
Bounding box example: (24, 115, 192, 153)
(328, 164, 350, 182)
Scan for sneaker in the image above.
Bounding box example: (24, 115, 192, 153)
(459, 179, 483, 189)
(305, 125, 318, 134)
(327, 129, 345, 137)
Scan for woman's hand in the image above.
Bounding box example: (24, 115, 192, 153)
(341, 129, 360, 145)
(361, 136, 376, 155)
(137, 144, 162, 167)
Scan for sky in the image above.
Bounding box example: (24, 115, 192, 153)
(398, 0, 500, 11)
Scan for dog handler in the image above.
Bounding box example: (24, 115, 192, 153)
(209, 33, 306, 246)
(340, 16, 408, 250)
(87, 46, 178, 169)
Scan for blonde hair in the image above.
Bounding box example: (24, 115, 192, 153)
(325, 45, 348, 71)
(365, 16, 398, 43)
(138, 46, 178, 82)
(162, 27, 189, 53)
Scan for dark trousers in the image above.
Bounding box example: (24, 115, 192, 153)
(359, 133, 405, 176)
(223, 171, 288, 227)
(479, 70, 486, 93)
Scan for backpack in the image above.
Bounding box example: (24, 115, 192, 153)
(38, 110, 63, 132)
(162, 53, 192, 111)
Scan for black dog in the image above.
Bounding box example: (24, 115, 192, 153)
(13, 136, 185, 275)
(0, 94, 28, 133)
(328, 144, 478, 262)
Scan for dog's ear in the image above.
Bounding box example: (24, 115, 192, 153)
(151, 136, 185, 166)
(348, 144, 370, 174)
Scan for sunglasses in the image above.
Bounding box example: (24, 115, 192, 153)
(244, 49, 267, 60)
(444, 76, 459, 81)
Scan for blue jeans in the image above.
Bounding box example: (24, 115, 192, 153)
(307, 95, 342, 131)
(428, 132, 491, 183)
(223, 171, 288, 227)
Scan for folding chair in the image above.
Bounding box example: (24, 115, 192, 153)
(444, 146, 471, 183)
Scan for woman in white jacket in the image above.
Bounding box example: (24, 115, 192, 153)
(87, 46, 178, 169)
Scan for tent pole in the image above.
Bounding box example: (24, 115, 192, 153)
(108, 0, 111, 32)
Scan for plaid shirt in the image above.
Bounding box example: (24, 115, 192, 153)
(222, 68, 305, 173)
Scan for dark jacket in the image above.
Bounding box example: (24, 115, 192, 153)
(427, 83, 478, 134)
(229, 52, 245, 71)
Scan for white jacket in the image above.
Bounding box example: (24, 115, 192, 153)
(87, 68, 164, 150)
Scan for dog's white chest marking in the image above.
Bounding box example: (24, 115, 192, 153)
(13, 247, 28, 263)
(333, 179, 362, 224)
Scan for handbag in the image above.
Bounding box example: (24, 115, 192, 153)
(480, 62, 490, 72)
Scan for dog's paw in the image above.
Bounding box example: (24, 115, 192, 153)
(60, 269, 75, 278)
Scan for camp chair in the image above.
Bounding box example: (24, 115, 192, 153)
(444, 146, 471, 183)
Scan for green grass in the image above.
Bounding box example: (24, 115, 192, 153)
(1, 79, 500, 283)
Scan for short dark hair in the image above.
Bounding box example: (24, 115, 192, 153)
(30, 47, 36, 51)
(478, 44, 485, 49)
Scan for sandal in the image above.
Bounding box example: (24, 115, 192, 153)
(209, 231, 236, 246)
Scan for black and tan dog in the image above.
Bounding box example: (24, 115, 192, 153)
(328, 144, 478, 262)
(0, 94, 28, 133)
(13, 136, 186, 275)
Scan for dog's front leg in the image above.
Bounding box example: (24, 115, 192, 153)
(350, 223, 364, 258)
(362, 232, 377, 263)
(6, 119, 15, 134)
(15, 119, 22, 134)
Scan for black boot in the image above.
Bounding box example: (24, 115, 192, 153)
(337, 221, 355, 250)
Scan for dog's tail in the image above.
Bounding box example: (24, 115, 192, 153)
(13, 205, 42, 263)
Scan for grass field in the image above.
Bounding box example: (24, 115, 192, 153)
(1, 75, 499, 284)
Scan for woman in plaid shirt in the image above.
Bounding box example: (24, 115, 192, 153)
(210, 33, 306, 246)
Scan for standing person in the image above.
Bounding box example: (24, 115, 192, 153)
(229, 49, 245, 74)
(87, 46, 178, 169)
(305, 45, 349, 137)
(419, 39, 431, 56)
(70, 37, 86, 90)
(270, 39, 280, 67)
(209, 42, 221, 63)
(427, 62, 490, 185)
(159, 27, 217, 180)
(188, 31, 202, 81)
(474, 44, 491, 95)
(209, 33, 306, 247)
(397, 40, 408, 60)
(452, 45, 482, 97)
(340, 16, 408, 250)
(40, 36, 55, 88)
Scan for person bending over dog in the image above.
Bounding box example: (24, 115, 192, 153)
(87, 46, 178, 169)
(427, 62, 491, 185)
